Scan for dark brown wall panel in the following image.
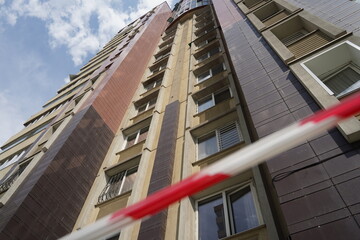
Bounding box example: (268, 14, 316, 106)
(0, 106, 114, 240)
(213, 0, 360, 239)
(138, 101, 180, 240)
(92, 4, 172, 133)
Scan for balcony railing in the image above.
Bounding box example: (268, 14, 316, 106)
(0, 161, 29, 193)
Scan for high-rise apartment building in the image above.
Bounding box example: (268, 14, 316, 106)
(1, 0, 360, 239)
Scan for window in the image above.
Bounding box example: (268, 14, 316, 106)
(144, 79, 162, 91)
(301, 41, 360, 99)
(0, 149, 26, 171)
(98, 166, 138, 203)
(124, 126, 149, 149)
(137, 98, 157, 114)
(0, 157, 31, 193)
(197, 47, 221, 62)
(152, 64, 167, 74)
(1, 122, 50, 152)
(26, 100, 70, 127)
(197, 63, 226, 82)
(197, 88, 232, 112)
(197, 185, 260, 240)
(197, 36, 217, 48)
(197, 122, 242, 159)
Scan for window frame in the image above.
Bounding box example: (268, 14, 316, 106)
(197, 87, 232, 113)
(196, 122, 242, 160)
(0, 149, 27, 171)
(197, 47, 221, 63)
(137, 98, 157, 114)
(122, 126, 149, 150)
(98, 165, 138, 204)
(197, 63, 226, 83)
(144, 79, 162, 91)
(197, 36, 217, 49)
(195, 181, 262, 239)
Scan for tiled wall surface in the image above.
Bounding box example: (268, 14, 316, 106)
(138, 101, 180, 240)
(213, 0, 360, 239)
(287, 0, 360, 35)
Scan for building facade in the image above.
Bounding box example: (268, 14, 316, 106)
(1, 0, 360, 240)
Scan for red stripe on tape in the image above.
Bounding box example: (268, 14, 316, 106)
(110, 173, 229, 220)
(301, 92, 360, 125)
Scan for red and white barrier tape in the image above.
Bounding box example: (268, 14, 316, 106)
(60, 92, 360, 240)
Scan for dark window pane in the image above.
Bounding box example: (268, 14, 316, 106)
(212, 64, 224, 76)
(229, 186, 259, 233)
(137, 127, 149, 143)
(214, 89, 231, 104)
(209, 47, 220, 56)
(198, 70, 211, 82)
(138, 104, 147, 113)
(198, 195, 226, 240)
(198, 133, 217, 159)
(125, 133, 137, 148)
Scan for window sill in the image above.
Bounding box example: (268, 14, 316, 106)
(115, 139, 146, 156)
(221, 224, 267, 240)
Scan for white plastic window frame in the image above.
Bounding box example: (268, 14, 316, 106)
(197, 47, 221, 63)
(195, 181, 263, 239)
(197, 87, 232, 113)
(197, 63, 226, 83)
(137, 98, 157, 114)
(122, 126, 149, 150)
(196, 121, 241, 160)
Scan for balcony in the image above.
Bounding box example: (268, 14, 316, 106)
(195, 23, 216, 37)
(263, 11, 346, 63)
(237, 0, 271, 14)
(248, 0, 301, 31)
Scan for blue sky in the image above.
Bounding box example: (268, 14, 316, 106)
(0, 0, 173, 146)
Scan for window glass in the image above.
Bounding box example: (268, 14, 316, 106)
(125, 133, 137, 148)
(214, 89, 231, 104)
(138, 104, 147, 113)
(198, 132, 217, 159)
(98, 167, 138, 203)
(229, 186, 259, 233)
(137, 127, 149, 143)
(198, 95, 213, 112)
(212, 64, 225, 76)
(198, 186, 260, 239)
(197, 122, 242, 159)
(198, 70, 211, 82)
(198, 52, 209, 62)
(121, 167, 138, 193)
(209, 47, 220, 56)
(198, 194, 226, 240)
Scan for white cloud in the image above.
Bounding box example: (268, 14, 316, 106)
(63, 76, 70, 83)
(0, 0, 173, 66)
(0, 91, 26, 145)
